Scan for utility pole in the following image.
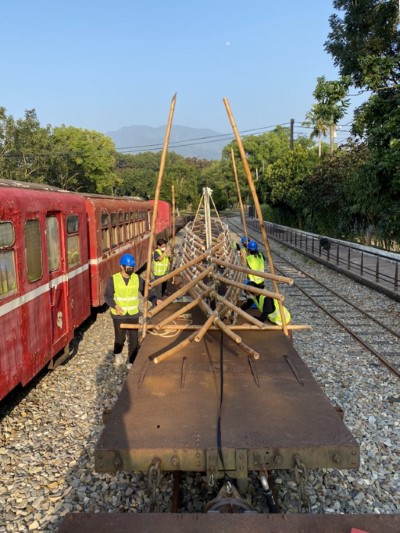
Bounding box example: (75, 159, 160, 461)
(290, 118, 295, 150)
(329, 124, 335, 155)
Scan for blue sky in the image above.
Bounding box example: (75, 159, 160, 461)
(2, 1, 365, 154)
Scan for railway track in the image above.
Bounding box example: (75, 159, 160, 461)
(228, 219, 400, 379)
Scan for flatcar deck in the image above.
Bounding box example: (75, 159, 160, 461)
(60, 512, 400, 533)
(95, 303, 359, 479)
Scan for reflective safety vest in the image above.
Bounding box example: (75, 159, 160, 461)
(246, 253, 265, 285)
(111, 272, 139, 315)
(152, 248, 169, 276)
(253, 294, 267, 313)
(268, 299, 291, 326)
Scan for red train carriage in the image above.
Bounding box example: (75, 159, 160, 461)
(0, 180, 91, 401)
(148, 199, 172, 241)
(84, 195, 154, 307)
(0, 181, 172, 401)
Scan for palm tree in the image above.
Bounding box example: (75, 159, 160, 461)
(303, 106, 329, 157)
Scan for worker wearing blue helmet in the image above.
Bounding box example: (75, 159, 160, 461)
(104, 253, 159, 367)
(246, 240, 265, 289)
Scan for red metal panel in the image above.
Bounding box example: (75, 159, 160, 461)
(0, 183, 89, 399)
(149, 199, 172, 237)
(84, 196, 156, 307)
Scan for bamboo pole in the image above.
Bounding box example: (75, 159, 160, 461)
(154, 287, 214, 330)
(121, 323, 312, 331)
(147, 265, 213, 318)
(142, 94, 177, 339)
(148, 241, 223, 289)
(190, 288, 242, 344)
(195, 311, 218, 342)
(237, 342, 259, 360)
(214, 317, 241, 343)
(223, 97, 289, 336)
(210, 291, 266, 329)
(211, 257, 293, 285)
(231, 148, 248, 244)
(170, 184, 176, 275)
(153, 331, 198, 364)
(192, 191, 204, 226)
(212, 273, 284, 301)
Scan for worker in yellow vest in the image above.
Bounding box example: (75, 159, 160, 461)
(152, 239, 170, 298)
(246, 240, 265, 289)
(241, 293, 291, 326)
(104, 254, 159, 367)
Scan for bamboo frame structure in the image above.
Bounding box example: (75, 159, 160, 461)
(118, 95, 310, 365)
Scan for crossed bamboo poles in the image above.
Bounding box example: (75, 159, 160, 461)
(122, 94, 310, 364)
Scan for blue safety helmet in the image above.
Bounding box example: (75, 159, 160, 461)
(241, 236, 247, 244)
(120, 253, 136, 267)
(247, 240, 258, 251)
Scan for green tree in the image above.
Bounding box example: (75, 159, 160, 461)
(199, 160, 233, 211)
(303, 105, 329, 157)
(0, 108, 53, 182)
(303, 141, 369, 237)
(115, 151, 161, 197)
(325, 0, 399, 92)
(267, 145, 319, 228)
(49, 127, 117, 193)
(325, 0, 400, 244)
(311, 76, 350, 154)
(163, 152, 200, 210)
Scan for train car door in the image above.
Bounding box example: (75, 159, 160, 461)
(46, 214, 69, 351)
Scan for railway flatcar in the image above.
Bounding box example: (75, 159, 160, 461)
(0, 180, 171, 401)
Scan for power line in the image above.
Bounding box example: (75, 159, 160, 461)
(115, 123, 290, 153)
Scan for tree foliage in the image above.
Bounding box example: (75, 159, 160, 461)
(49, 126, 117, 193)
(0, 108, 117, 193)
(266, 145, 319, 228)
(325, 0, 400, 244)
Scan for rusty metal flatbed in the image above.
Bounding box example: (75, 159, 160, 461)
(60, 512, 400, 532)
(95, 303, 359, 479)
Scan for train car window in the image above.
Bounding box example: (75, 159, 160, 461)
(118, 211, 124, 244)
(46, 217, 60, 272)
(0, 221, 15, 247)
(125, 212, 129, 222)
(67, 215, 81, 268)
(0, 222, 17, 297)
(67, 216, 79, 233)
(118, 225, 124, 243)
(128, 212, 135, 239)
(111, 212, 117, 248)
(25, 219, 43, 283)
(101, 212, 110, 252)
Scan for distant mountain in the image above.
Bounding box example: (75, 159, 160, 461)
(106, 125, 228, 160)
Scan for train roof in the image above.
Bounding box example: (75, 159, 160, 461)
(0, 179, 148, 202)
(0, 178, 80, 195)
